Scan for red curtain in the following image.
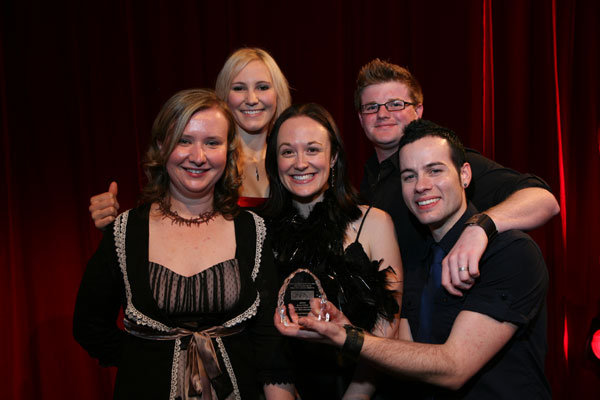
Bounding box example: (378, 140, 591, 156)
(1, 1, 598, 398)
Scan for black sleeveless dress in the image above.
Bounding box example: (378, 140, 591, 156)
(269, 190, 398, 399)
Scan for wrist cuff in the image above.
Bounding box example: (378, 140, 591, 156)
(342, 324, 365, 361)
(465, 213, 497, 241)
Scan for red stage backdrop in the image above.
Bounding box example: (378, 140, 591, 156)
(1, 1, 598, 398)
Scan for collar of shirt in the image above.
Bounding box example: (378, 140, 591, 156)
(423, 202, 479, 258)
(364, 150, 400, 185)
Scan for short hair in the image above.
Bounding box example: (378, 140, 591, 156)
(398, 119, 466, 173)
(263, 103, 361, 220)
(140, 88, 241, 218)
(215, 48, 292, 129)
(354, 58, 424, 112)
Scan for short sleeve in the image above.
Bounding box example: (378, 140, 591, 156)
(466, 149, 552, 212)
(462, 233, 548, 328)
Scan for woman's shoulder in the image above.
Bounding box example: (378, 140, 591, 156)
(355, 205, 393, 225)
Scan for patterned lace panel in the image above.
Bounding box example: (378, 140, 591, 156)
(149, 259, 242, 326)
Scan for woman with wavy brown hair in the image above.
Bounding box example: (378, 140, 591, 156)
(74, 89, 294, 399)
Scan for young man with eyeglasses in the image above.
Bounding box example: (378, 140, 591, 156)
(355, 59, 559, 295)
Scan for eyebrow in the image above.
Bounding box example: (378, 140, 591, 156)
(231, 80, 272, 85)
(278, 140, 323, 148)
(399, 161, 445, 174)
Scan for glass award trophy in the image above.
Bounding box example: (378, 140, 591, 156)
(278, 268, 328, 320)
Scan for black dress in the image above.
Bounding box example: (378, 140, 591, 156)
(268, 190, 398, 399)
(73, 205, 292, 399)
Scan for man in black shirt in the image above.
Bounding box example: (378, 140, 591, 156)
(355, 59, 559, 294)
(275, 120, 551, 398)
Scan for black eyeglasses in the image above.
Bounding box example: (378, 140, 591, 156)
(360, 99, 416, 114)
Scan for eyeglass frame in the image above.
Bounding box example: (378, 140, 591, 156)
(360, 99, 417, 114)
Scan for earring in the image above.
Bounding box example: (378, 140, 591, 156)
(330, 165, 336, 186)
(463, 183, 468, 187)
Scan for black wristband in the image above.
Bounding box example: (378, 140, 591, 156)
(342, 324, 365, 361)
(465, 213, 497, 241)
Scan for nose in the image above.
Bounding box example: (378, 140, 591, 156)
(293, 153, 308, 170)
(376, 103, 391, 119)
(415, 174, 432, 193)
(245, 89, 258, 105)
(189, 143, 206, 164)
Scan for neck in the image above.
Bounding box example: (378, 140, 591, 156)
(375, 146, 398, 163)
(166, 190, 214, 218)
(237, 126, 268, 153)
(292, 192, 325, 218)
(430, 198, 468, 242)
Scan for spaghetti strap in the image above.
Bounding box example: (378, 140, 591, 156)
(354, 206, 373, 243)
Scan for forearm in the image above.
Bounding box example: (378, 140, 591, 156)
(484, 187, 559, 233)
(263, 383, 295, 400)
(359, 335, 462, 389)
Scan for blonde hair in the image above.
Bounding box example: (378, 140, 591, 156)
(215, 48, 291, 129)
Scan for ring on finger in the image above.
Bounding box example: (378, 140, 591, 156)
(458, 266, 468, 272)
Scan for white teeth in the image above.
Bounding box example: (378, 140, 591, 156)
(292, 174, 314, 181)
(242, 110, 261, 115)
(185, 168, 204, 174)
(417, 198, 439, 206)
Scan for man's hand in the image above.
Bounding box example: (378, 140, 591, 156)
(274, 299, 351, 347)
(441, 225, 487, 296)
(89, 181, 120, 229)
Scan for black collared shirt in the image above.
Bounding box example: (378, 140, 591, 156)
(359, 148, 552, 270)
(400, 204, 551, 399)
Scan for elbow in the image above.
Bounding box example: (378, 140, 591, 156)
(542, 189, 560, 218)
(550, 198, 560, 217)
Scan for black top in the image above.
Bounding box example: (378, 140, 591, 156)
(73, 205, 292, 399)
(401, 203, 551, 399)
(360, 149, 552, 269)
(268, 191, 398, 400)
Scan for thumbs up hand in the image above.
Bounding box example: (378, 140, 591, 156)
(89, 181, 120, 229)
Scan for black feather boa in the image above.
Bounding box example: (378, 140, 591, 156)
(269, 190, 398, 331)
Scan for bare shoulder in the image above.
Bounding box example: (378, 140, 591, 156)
(361, 206, 394, 231)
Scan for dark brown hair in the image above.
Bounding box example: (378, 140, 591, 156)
(263, 103, 361, 219)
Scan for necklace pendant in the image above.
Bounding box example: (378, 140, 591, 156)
(255, 165, 260, 181)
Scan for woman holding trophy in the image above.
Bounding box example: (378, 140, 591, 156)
(264, 103, 402, 399)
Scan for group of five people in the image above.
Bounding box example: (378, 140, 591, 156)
(74, 48, 559, 399)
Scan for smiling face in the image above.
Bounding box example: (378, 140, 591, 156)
(358, 81, 423, 161)
(276, 116, 334, 204)
(227, 60, 277, 135)
(399, 136, 471, 241)
(166, 107, 229, 201)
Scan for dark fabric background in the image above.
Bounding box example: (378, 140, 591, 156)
(1, 1, 598, 398)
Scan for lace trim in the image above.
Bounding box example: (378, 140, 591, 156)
(114, 211, 179, 399)
(170, 338, 181, 400)
(216, 337, 241, 400)
(223, 293, 260, 328)
(113, 209, 261, 399)
(114, 211, 172, 333)
(247, 210, 265, 281)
